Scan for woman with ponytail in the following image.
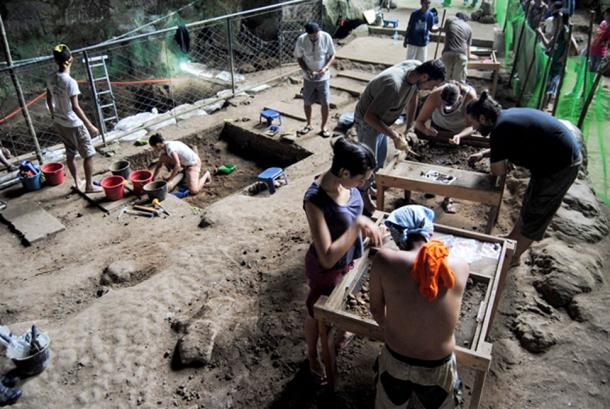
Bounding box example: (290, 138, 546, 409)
(466, 90, 582, 265)
(46, 44, 101, 193)
(303, 137, 383, 383)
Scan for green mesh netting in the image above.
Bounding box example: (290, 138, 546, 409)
(555, 56, 610, 205)
(496, 3, 610, 205)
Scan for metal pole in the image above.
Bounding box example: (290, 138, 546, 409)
(83, 51, 106, 145)
(577, 61, 604, 129)
(537, 15, 562, 109)
(552, 23, 573, 116)
(582, 10, 595, 97)
(226, 19, 236, 96)
(0, 15, 43, 163)
(434, 9, 447, 60)
(508, 1, 531, 87)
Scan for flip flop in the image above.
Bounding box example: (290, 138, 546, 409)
(0, 383, 22, 406)
(297, 125, 313, 135)
(320, 129, 331, 138)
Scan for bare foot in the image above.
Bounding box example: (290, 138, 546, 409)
(85, 185, 103, 194)
(202, 171, 212, 186)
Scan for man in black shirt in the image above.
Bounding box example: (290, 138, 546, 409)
(467, 91, 581, 265)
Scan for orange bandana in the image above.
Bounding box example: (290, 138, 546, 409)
(410, 240, 455, 302)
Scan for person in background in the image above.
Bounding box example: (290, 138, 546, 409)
(441, 12, 475, 83)
(0, 147, 17, 172)
(537, 11, 570, 109)
(467, 91, 582, 266)
(294, 21, 336, 138)
(404, 0, 439, 62)
(414, 82, 478, 213)
(589, 7, 610, 73)
(46, 44, 102, 193)
(370, 204, 469, 409)
(149, 133, 211, 194)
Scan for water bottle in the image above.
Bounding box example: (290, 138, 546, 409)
(392, 29, 399, 45)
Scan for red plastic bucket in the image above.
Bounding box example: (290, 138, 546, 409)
(129, 170, 153, 195)
(100, 176, 125, 201)
(41, 162, 65, 186)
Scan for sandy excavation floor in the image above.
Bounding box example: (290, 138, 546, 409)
(1, 59, 609, 409)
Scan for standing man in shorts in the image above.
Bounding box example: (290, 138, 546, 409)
(294, 21, 336, 138)
(370, 205, 469, 409)
(149, 133, 211, 195)
(46, 44, 102, 193)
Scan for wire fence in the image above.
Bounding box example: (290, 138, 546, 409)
(0, 0, 322, 159)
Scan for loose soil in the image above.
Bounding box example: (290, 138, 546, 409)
(0, 53, 608, 409)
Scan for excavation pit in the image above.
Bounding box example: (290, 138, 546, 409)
(124, 122, 311, 208)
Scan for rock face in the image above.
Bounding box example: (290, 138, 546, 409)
(530, 240, 603, 308)
(512, 313, 557, 353)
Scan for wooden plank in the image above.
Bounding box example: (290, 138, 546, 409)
(314, 302, 492, 371)
(329, 76, 366, 97)
(264, 101, 307, 122)
(0, 202, 65, 245)
(376, 160, 502, 205)
(336, 70, 375, 83)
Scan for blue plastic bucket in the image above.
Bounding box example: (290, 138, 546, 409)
(21, 172, 42, 191)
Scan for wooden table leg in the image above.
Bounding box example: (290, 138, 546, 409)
(318, 319, 335, 389)
(485, 205, 499, 234)
(376, 184, 385, 212)
(468, 368, 488, 409)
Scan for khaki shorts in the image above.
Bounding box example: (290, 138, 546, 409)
(375, 345, 463, 409)
(55, 124, 96, 159)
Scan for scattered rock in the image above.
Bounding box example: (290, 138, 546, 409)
(101, 260, 137, 285)
(512, 313, 557, 353)
(175, 319, 217, 367)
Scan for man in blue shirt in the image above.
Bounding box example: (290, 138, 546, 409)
(403, 0, 439, 62)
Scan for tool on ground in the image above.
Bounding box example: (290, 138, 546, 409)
(152, 198, 171, 216)
(71, 186, 110, 214)
(118, 206, 154, 219)
(133, 204, 161, 216)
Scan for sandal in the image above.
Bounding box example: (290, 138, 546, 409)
(297, 125, 313, 135)
(320, 129, 331, 138)
(0, 383, 22, 406)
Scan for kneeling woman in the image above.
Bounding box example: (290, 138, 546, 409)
(303, 137, 383, 384)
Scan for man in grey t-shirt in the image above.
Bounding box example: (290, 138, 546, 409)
(354, 59, 445, 211)
(441, 12, 473, 83)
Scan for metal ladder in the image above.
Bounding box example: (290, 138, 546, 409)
(83, 54, 119, 134)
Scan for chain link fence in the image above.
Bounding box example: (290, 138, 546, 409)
(0, 0, 322, 159)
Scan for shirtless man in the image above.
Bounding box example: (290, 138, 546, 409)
(370, 205, 469, 409)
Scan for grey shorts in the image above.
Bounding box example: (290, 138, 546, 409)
(55, 124, 96, 159)
(302, 79, 330, 106)
(375, 345, 463, 409)
(521, 161, 581, 241)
